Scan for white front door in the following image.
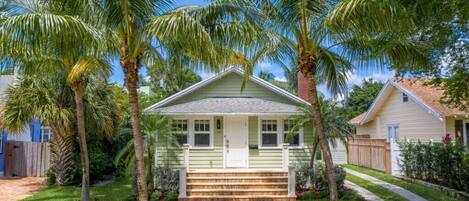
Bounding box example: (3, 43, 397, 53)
(224, 117, 248, 168)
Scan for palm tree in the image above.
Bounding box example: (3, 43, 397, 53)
(0, 74, 75, 185)
(0, 72, 118, 188)
(67, 58, 112, 201)
(222, 1, 430, 199)
(97, 1, 258, 199)
(288, 97, 352, 169)
(114, 114, 177, 192)
(0, 1, 113, 199)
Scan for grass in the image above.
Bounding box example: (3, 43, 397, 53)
(23, 178, 132, 201)
(346, 174, 408, 201)
(298, 188, 365, 201)
(344, 164, 463, 201)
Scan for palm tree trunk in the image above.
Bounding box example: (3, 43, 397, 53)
(122, 61, 148, 201)
(309, 138, 319, 168)
(299, 53, 338, 201)
(72, 86, 91, 201)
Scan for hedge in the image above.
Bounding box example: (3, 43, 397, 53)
(398, 140, 469, 193)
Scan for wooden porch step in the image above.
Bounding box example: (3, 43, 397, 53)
(187, 182, 288, 189)
(187, 176, 287, 183)
(180, 195, 295, 201)
(187, 189, 288, 196)
(187, 172, 287, 177)
(183, 170, 293, 200)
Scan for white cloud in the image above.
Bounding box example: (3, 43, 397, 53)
(257, 61, 272, 70)
(199, 71, 215, 79)
(275, 76, 287, 82)
(346, 70, 395, 87)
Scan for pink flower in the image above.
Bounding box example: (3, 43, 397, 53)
(442, 134, 452, 144)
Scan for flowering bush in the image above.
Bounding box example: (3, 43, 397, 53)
(399, 140, 469, 192)
(441, 133, 452, 144)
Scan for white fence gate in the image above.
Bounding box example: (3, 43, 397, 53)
(389, 139, 402, 176)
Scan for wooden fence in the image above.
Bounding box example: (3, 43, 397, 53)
(4, 141, 50, 177)
(347, 138, 391, 173)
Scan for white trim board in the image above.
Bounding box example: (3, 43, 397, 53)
(359, 80, 443, 125)
(144, 67, 310, 112)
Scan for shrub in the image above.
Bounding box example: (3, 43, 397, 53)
(295, 161, 346, 192)
(150, 191, 162, 201)
(154, 166, 179, 192)
(399, 140, 469, 192)
(163, 191, 178, 201)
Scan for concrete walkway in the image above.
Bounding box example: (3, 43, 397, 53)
(344, 180, 382, 201)
(345, 168, 427, 201)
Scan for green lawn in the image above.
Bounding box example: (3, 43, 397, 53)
(344, 164, 463, 201)
(299, 189, 365, 201)
(346, 174, 407, 201)
(23, 178, 132, 201)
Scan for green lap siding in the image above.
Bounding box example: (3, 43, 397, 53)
(169, 73, 297, 106)
(188, 116, 224, 169)
(156, 116, 224, 169)
(156, 116, 314, 169)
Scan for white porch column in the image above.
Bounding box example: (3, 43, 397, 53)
(178, 166, 187, 199)
(282, 143, 289, 171)
(182, 144, 190, 169)
(288, 165, 296, 197)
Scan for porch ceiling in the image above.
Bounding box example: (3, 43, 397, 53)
(147, 97, 301, 115)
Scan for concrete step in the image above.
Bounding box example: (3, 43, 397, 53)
(180, 195, 295, 201)
(187, 176, 288, 183)
(187, 172, 287, 177)
(187, 189, 288, 196)
(187, 182, 288, 190)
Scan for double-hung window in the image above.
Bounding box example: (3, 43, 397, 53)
(261, 120, 278, 147)
(386, 124, 400, 141)
(193, 120, 211, 147)
(40, 127, 52, 142)
(283, 120, 300, 147)
(171, 120, 188, 147)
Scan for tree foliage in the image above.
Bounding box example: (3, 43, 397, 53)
(429, 42, 469, 111)
(345, 79, 384, 119)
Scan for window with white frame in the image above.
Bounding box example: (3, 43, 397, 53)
(283, 120, 300, 146)
(386, 125, 400, 141)
(171, 120, 188, 147)
(193, 120, 211, 147)
(40, 127, 52, 142)
(261, 120, 278, 147)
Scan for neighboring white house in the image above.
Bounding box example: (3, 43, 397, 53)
(350, 79, 469, 144)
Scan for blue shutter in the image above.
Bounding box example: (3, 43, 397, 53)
(31, 119, 42, 142)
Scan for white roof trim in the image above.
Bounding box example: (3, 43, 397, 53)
(359, 80, 443, 125)
(144, 67, 310, 112)
(158, 112, 302, 116)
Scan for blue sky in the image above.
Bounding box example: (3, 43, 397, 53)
(109, 0, 394, 97)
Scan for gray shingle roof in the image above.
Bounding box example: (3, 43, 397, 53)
(148, 98, 301, 115)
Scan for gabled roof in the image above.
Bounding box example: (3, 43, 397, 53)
(154, 97, 301, 115)
(351, 78, 469, 125)
(144, 67, 309, 112)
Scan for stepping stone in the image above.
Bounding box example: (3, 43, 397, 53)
(345, 168, 427, 201)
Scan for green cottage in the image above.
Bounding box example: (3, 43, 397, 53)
(144, 67, 346, 200)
